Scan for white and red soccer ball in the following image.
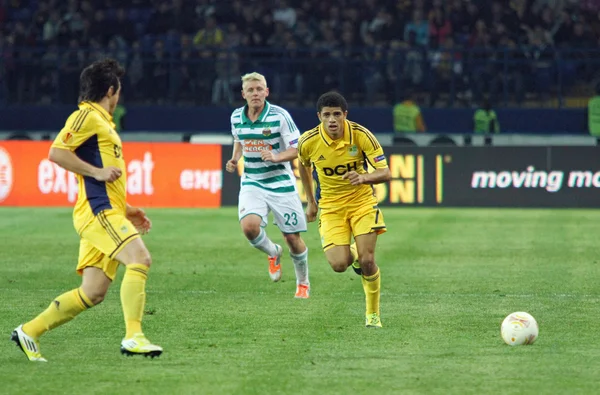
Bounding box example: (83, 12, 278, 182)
(501, 312, 539, 346)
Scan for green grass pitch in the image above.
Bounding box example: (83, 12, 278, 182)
(1, 207, 600, 394)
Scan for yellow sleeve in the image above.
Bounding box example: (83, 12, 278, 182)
(297, 135, 312, 167)
(356, 127, 387, 169)
(52, 110, 99, 151)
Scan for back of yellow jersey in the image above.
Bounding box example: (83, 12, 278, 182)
(52, 102, 126, 227)
(298, 120, 388, 209)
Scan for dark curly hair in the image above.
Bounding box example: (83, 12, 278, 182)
(316, 91, 348, 113)
(78, 58, 125, 103)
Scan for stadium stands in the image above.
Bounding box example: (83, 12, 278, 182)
(1, 0, 600, 108)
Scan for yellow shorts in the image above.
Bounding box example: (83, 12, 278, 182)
(318, 204, 386, 251)
(76, 209, 140, 281)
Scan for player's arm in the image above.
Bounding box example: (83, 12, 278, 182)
(226, 118, 243, 173)
(343, 127, 391, 186)
(125, 203, 152, 235)
(262, 147, 297, 163)
(51, 113, 121, 182)
(225, 141, 242, 173)
(48, 147, 121, 182)
(358, 167, 391, 185)
(297, 137, 318, 222)
(231, 141, 243, 162)
(262, 109, 300, 163)
(298, 162, 318, 222)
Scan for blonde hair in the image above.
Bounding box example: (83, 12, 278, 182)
(241, 72, 268, 88)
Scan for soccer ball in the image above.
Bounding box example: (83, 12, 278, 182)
(501, 312, 539, 346)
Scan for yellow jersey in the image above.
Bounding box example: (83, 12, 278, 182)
(298, 120, 388, 209)
(51, 101, 126, 228)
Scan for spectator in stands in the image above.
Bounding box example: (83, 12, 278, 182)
(211, 49, 240, 105)
(195, 49, 216, 105)
(147, 2, 174, 35)
(224, 23, 242, 49)
(195, 0, 216, 20)
(273, 0, 297, 29)
(429, 8, 452, 47)
(107, 38, 128, 70)
(148, 40, 169, 103)
(429, 36, 464, 107)
(110, 8, 136, 44)
(88, 39, 107, 63)
(126, 41, 145, 100)
(363, 41, 385, 104)
(89, 10, 109, 46)
(473, 98, 501, 133)
(273, 37, 304, 104)
(171, 34, 196, 102)
(523, 24, 555, 101)
(60, 39, 84, 103)
(42, 11, 61, 42)
(402, 31, 426, 92)
(294, 19, 314, 45)
(404, 9, 429, 47)
(4, 0, 600, 108)
(194, 16, 223, 47)
(267, 22, 287, 47)
(171, 0, 197, 34)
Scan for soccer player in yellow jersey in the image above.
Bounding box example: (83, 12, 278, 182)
(297, 92, 391, 328)
(10, 59, 162, 361)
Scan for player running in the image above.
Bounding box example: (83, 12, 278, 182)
(11, 59, 162, 361)
(297, 91, 391, 327)
(225, 72, 310, 299)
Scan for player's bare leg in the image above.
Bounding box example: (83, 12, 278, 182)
(355, 233, 382, 328)
(242, 215, 282, 282)
(115, 238, 162, 358)
(283, 233, 310, 298)
(324, 245, 354, 273)
(81, 266, 112, 305)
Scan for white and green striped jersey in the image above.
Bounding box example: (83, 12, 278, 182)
(231, 101, 301, 194)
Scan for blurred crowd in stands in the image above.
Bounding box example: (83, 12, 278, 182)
(1, 0, 600, 107)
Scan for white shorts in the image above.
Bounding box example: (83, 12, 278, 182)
(238, 186, 307, 234)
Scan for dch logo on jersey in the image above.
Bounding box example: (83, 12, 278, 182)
(0, 147, 14, 202)
(323, 161, 357, 176)
(262, 128, 271, 136)
(347, 145, 358, 156)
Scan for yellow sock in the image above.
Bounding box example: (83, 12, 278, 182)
(22, 287, 93, 339)
(121, 263, 149, 339)
(361, 268, 381, 316)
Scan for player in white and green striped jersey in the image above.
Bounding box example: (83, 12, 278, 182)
(225, 72, 310, 299)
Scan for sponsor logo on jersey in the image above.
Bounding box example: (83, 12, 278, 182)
(323, 162, 358, 176)
(244, 140, 272, 152)
(61, 132, 74, 145)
